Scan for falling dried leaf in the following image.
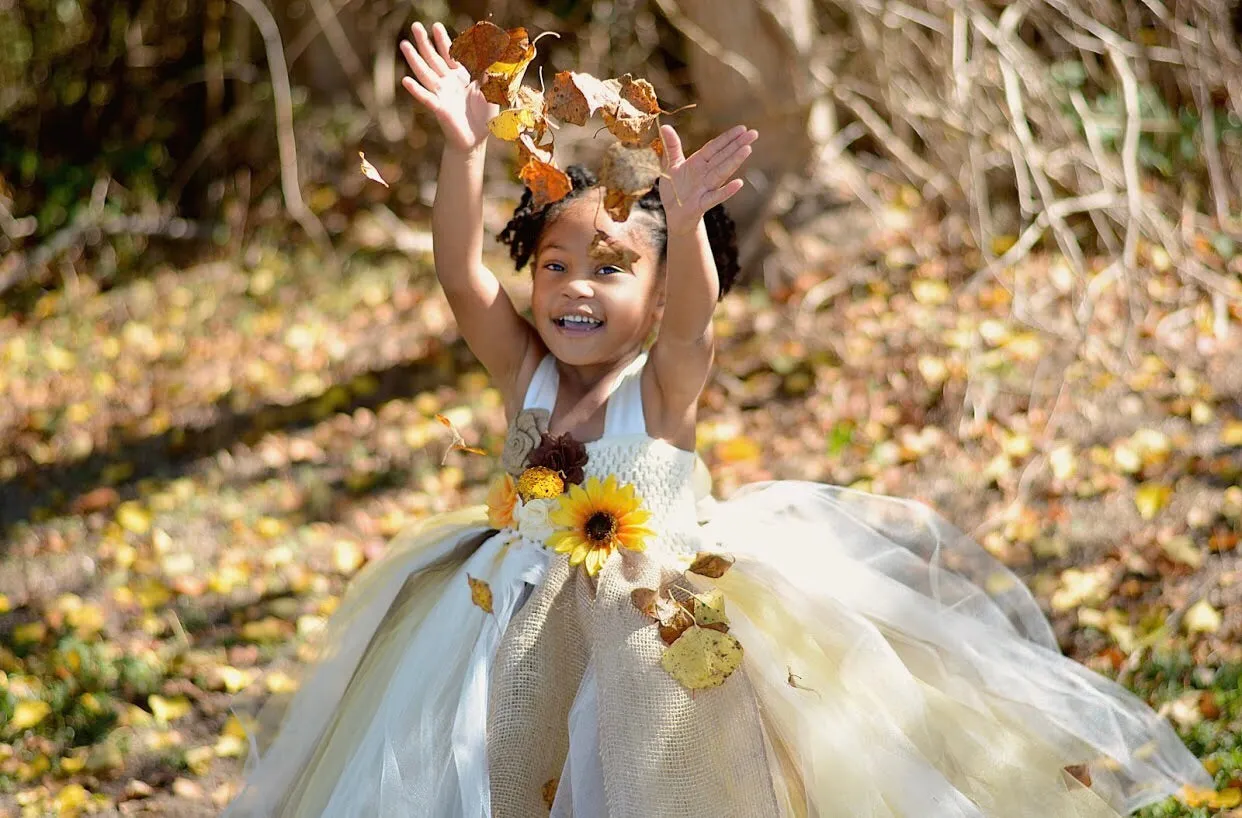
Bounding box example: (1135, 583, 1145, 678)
(588, 230, 640, 268)
(479, 29, 536, 106)
(1135, 482, 1172, 520)
(598, 142, 661, 221)
(358, 152, 389, 188)
(488, 108, 539, 142)
(519, 158, 573, 209)
(435, 413, 487, 463)
(660, 626, 743, 690)
(687, 552, 735, 579)
(546, 71, 618, 126)
(467, 574, 494, 614)
(448, 21, 511, 79)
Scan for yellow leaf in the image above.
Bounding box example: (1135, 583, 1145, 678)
(14, 622, 46, 645)
(1159, 535, 1202, 568)
(265, 671, 298, 694)
(1135, 482, 1171, 520)
(148, 694, 192, 725)
(1181, 785, 1242, 809)
(53, 783, 90, 816)
(184, 746, 214, 776)
(487, 107, 537, 141)
(1222, 420, 1242, 446)
(911, 278, 950, 306)
(691, 588, 730, 630)
(115, 501, 151, 534)
(215, 666, 253, 694)
(467, 575, 494, 614)
(1183, 599, 1222, 634)
(215, 733, 248, 758)
(714, 436, 761, 464)
(240, 617, 290, 643)
(660, 626, 744, 690)
(1049, 445, 1077, 481)
(332, 540, 364, 575)
(1050, 566, 1113, 612)
(9, 699, 51, 731)
(0, 594, 10, 614)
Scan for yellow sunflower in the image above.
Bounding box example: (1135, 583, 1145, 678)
(486, 473, 518, 529)
(546, 475, 653, 577)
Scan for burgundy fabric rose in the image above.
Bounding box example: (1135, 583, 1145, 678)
(527, 432, 589, 485)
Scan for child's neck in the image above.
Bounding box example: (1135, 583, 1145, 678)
(552, 349, 642, 395)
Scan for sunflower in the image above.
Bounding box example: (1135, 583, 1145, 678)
(486, 473, 518, 529)
(546, 475, 653, 577)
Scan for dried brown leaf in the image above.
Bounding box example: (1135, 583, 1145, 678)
(519, 158, 572, 209)
(687, 552, 736, 579)
(448, 21, 510, 80)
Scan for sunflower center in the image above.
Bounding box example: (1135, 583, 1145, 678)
(584, 511, 617, 544)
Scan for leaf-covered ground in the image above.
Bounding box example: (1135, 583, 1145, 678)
(2, 194, 1241, 816)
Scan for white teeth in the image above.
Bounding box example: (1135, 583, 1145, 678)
(559, 315, 601, 326)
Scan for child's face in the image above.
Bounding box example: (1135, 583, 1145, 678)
(530, 188, 664, 368)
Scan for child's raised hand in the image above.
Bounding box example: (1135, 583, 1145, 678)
(400, 22, 497, 153)
(658, 124, 758, 236)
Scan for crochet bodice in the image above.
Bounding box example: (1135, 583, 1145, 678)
(520, 353, 704, 556)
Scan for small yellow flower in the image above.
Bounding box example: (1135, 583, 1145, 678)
(486, 473, 518, 529)
(517, 466, 565, 501)
(546, 475, 653, 577)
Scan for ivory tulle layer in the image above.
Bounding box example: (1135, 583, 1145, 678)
(223, 483, 1210, 817)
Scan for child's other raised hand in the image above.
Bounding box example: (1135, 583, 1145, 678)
(658, 124, 758, 236)
(400, 22, 497, 153)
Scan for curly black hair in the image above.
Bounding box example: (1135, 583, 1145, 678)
(496, 165, 740, 299)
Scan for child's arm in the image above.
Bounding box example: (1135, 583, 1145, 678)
(647, 124, 757, 439)
(401, 22, 538, 396)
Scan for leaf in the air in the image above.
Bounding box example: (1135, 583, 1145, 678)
(519, 158, 572, 209)
(488, 108, 539, 141)
(660, 626, 743, 690)
(358, 152, 389, 187)
(546, 71, 618, 126)
(588, 230, 640, 269)
(598, 142, 661, 221)
(467, 574, 494, 614)
(479, 28, 536, 106)
(448, 21, 510, 80)
(435, 413, 487, 463)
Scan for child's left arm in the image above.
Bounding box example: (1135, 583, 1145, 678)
(647, 124, 757, 438)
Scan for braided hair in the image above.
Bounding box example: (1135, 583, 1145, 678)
(497, 165, 741, 299)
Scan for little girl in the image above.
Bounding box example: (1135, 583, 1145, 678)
(224, 20, 1210, 817)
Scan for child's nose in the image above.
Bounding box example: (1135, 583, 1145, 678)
(562, 276, 594, 298)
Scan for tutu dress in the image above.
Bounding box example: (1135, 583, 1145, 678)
(224, 352, 1210, 817)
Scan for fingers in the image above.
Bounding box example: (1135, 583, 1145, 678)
(401, 76, 437, 110)
(400, 39, 441, 93)
(700, 178, 744, 211)
(432, 22, 459, 69)
(412, 22, 450, 76)
(702, 140, 753, 190)
(660, 124, 686, 167)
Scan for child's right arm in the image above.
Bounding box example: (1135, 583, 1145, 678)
(401, 22, 539, 398)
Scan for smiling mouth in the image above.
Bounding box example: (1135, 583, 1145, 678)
(554, 315, 604, 331)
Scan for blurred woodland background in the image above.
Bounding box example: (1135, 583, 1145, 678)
(2, 0, 1242, 814)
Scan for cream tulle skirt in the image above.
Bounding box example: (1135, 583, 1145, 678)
(222, 483, 1209, 817)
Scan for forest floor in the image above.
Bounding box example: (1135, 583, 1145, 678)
(2, 189, 1241, 816)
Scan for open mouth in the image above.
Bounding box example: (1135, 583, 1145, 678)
(553, 315, 604, 333)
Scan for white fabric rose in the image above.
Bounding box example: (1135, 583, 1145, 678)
(515, 497, 557, 545)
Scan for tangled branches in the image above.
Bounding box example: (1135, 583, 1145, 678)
(812, 0, 1241, 304)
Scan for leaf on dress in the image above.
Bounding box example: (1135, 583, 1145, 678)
(660, 626, 743, 690)
(358, 152, 389, 188)
(686, 552, 735, 579)
(690, 588, 730, 633)
(631, 586, 695, 645)
(541, 777, 559, 810)
(467, 574, 494, 614)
